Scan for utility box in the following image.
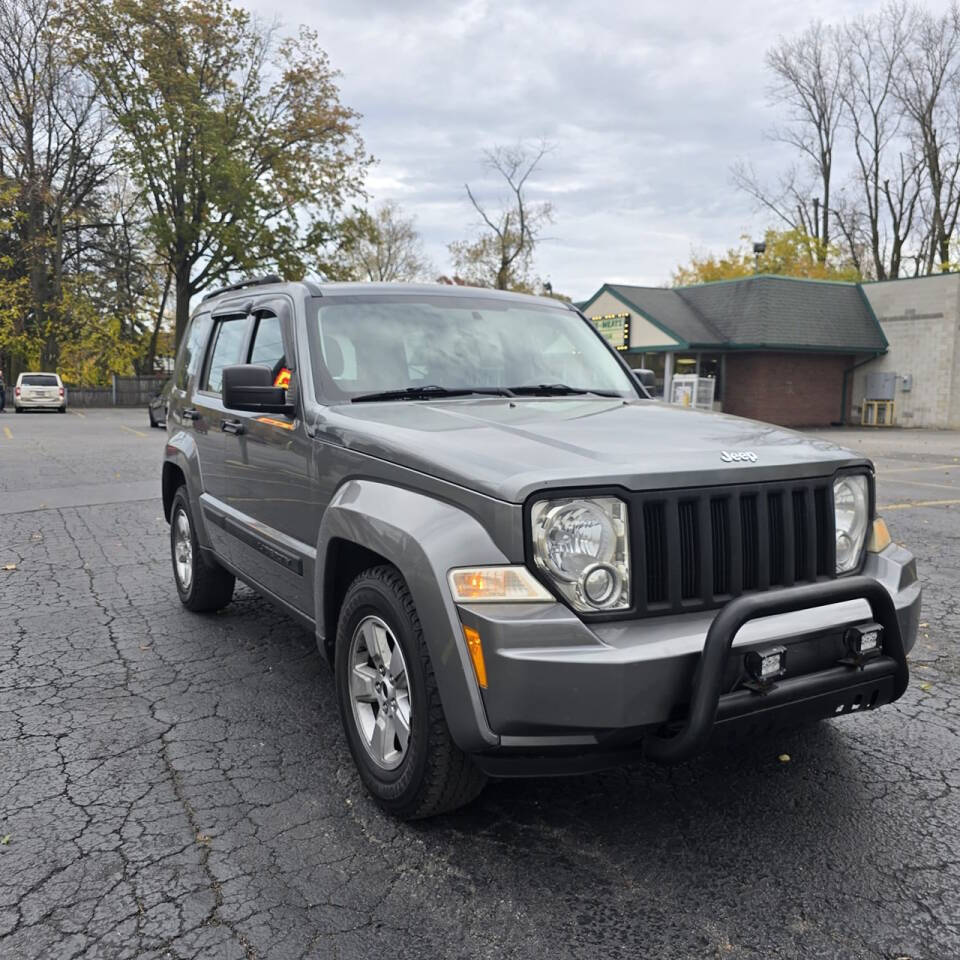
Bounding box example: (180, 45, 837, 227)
(865, 371, 897, 401)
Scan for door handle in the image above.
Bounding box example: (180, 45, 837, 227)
(221, 419, 245, 435)
(182, 408, 200, 421)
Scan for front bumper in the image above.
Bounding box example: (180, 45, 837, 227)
(456, 544, 919, 773)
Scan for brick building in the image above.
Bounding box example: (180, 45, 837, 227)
(580, 275, 888, 428)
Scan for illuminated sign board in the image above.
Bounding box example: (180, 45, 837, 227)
(591, 312, 630, 351)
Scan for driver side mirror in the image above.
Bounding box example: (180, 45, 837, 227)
(222, 364, 293, 415)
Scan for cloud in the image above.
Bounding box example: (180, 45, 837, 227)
(247, 0, 944, 299)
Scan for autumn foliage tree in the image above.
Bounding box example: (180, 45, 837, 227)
(73, 0, 370, 346)
(672, 228, 861, 286)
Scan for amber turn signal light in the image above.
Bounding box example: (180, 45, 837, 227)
(868, 517, 892, 553)
(462, 625, 487, 689)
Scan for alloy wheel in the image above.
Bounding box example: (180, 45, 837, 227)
(348, 615, 412, 771)
(173, 508, 194, 591)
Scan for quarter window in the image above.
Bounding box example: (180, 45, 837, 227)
(203, 317, 248, 393)
(248, 314, 286, 381)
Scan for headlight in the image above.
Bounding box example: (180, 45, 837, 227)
(833, 474, 869, 573)
(531, 497, 630, 612)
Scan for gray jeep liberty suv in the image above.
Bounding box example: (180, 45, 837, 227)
(162, 276, 921, 819)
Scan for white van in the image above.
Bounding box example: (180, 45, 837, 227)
(15, 372, 66, 413)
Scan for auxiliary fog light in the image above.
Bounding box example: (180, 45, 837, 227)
(744, 645, 787, 691)
(842, 622, 883, 664)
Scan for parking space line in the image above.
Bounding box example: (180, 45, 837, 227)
(70, 409, 86, 418)
(882, 463, 957, 474)
(2, 426, 11, 439)
(120, 424, 149, 438)
(881, 477, 960, 493)
(880, 498, 960, 510)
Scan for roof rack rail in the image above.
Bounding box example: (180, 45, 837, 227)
(202, 273, 283, 302)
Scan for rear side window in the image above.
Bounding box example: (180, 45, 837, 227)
(21, 375, 58, 386)
(203, 317, 248, 393)
(174, 315, 211, 391)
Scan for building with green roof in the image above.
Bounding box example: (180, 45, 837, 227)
(581, 274, 894, 427)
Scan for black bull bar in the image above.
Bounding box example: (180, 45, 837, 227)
(643, 576, 909, 764)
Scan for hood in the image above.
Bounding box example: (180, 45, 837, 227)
(317, 398, 868, 503)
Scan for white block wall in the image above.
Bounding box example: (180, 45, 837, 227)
(856, 274, 960, 428)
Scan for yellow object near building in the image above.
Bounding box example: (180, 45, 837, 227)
(861, 399, 895, 426)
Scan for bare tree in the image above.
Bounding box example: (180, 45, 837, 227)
(732, 4, 960, 279)
(893, 1, 960, 272)
(347, 201, 431, 282)
(757, 21, 847, 259)
(450, 141, 553, 291)
(840, 5, 925, 279)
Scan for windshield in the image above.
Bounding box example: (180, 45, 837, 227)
(308, 295, 636, 401)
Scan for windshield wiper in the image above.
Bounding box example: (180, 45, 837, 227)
(507, 383, 622, 398)
(351, 385, 514, 403)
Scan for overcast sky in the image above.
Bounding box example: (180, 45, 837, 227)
(249, 0, 943, 300)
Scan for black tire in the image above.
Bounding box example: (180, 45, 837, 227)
(169, 486, 235, 612)
(148, 409, 157, 428)
(14, 406, 21, 413)
(58, 406, 66, 413)
(335, 565, 486, 819)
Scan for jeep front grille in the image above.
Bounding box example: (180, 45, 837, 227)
(633, 480, 836, 618)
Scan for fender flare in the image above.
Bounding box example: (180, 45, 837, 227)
(316, 479, 507, 752)
(162, 432, 212, 548)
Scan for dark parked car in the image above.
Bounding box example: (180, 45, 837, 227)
(148, 379, 172, 428)
(161, 277, 920, 819)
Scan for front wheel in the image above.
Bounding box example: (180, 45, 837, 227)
(335, 565, 486, 819)
(169, 487, 235, 612)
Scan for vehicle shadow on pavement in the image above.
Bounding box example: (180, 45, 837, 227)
(259, 585, 939, 959)
(188, 578, 949, 955)
(413, 719, 932, 958)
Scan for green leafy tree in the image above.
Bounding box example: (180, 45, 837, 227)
(85, 179, 174, 375)
(56, 278, 140, 383)
(73, 0, 370, 345)
(672, 228, 861, 286)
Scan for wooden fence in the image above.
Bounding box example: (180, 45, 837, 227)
(63, 385, 113, 407)
(64, 374, 168, 407)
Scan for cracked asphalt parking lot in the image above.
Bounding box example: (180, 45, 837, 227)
(1, 410, 958, 960)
